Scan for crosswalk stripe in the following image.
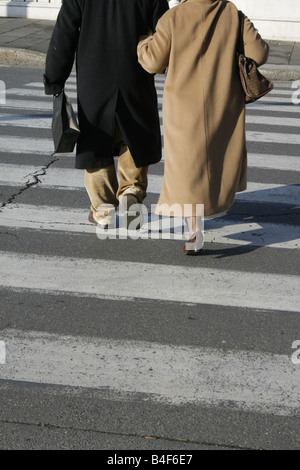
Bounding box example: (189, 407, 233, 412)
(0, 114, 52, 128)
(0, 164, 41, 185)
(25, 82, 77, 90)
(6, 99, 298, 114)
(1, 328, 299, 415)
(26, 170, 300, 205)
(0, 251, 299, 312)
(251, 96, 294, 103)
(0, 203, 299, 249)
(268, 89, 295, 95)
(0, 164, 298, 205)
(1, 113, 299, 129)
(246, 104, 300, 113)
(248, 153, 300, 171)
(0, 125, 298, 157)
(0, 74, 299, 429)
(25, 81, 295, 95)
(6, 88, 76, 100)
(246, 115, 300, 127)
(246, 130, 300, 144)
(3, 99, 54, 111)
(0, 135, 54, 154)
(157, 95, 300, 110)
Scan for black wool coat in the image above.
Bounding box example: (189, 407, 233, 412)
(44, 0, 169, 169)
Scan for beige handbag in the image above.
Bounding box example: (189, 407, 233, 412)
(237, 11, 274, 104)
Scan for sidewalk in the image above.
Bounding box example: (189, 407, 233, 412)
(0, 17, 300, 79)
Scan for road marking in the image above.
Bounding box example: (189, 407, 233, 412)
(6, 88, 77, 100)
(0, 252, 299, 312)
(0, 136, 55, 154)
(0, 114, 52, 128)
(246, 115, 300, 127)
(25, 82, 77, 90)
(0, 203, 299, 249)
(2, 114, 299, 129)
(1, 328, 299, 416)
(0, 164, 42, 185)
(2, 99, 59, 111)
(0, 164, 299, 205)
(246, 131, 300, 144)
(35, 169, 300, 206)
(247, 103, 300, 113)
(247, 153, 300, 171)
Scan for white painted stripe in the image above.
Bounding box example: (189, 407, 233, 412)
(259, 96, 294, 103)
(38, 169, 300, 205)
(5, 99, 298, 115)
(0, 114, 52, 128)
(158, 107, 300, 125)
(0, 136, 56, 154)
(155, 76, 165, 82)
(25, 82, 77, 91)
(0, 165, 299, 205)
(3, 99, 55, 111)
(246, 115, 300, 127)
(0, 165, 41, 186)
(247, 104, 300, 114)
(270, 82, 294, 89)
(246, 130, 300, 144)
(1, 328, 299, 415)
(0, 252, 299, 312)
(157, 95, 300, 111)
(204, 217, 300, 249)
(1, 113, 299, 133)
(6, 88, 77, 100)
(235, 182, 300, 205)
(0, 203, 299, 249)
(161, 124, 300, 144)
(1, 114, 299, 136)
(269, 89, 295, 96)
(156, 82, 295, 92)
(248, 153, 300, 171)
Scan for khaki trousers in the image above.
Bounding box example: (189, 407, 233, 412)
(85, 121, 148, 224)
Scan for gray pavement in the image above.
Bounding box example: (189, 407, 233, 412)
(0, 16, 300, 79)
(0, 27, 300, 451)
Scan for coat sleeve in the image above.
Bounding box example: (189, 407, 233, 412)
(44, 0, 82, 95)
(242, 14, 269, 67)
(137, 16, 171, 74)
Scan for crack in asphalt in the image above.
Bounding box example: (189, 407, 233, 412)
(0, 153, 59, 210)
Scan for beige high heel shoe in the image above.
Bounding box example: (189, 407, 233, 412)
(183, 216, 204, 255)
(183, 232, 204, 255)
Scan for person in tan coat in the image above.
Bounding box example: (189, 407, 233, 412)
(137, 0, 269, 254)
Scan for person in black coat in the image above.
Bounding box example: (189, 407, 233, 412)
(44, 0, 169, 228)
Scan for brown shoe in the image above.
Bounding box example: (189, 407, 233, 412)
(123, 194, 144, 230)
(88, 210, 110, 230)
(88, 211, 97, 225)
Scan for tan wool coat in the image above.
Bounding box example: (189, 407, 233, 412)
(137, 0, 269, 217)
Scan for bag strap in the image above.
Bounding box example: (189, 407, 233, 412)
(237, 10, 245, 55)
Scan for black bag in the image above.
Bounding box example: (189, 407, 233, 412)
(52, 91, 80, 153)
(237, 11, 273, 104)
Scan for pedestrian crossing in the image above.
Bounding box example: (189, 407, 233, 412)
(0, 251, 299, 311)
(0, 70, 300, 448)
(1, 328, 299, 416)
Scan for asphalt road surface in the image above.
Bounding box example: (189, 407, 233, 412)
(0, 65, 299, 451)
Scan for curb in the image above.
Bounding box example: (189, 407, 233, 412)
(0, 47, 299, 80)
(0, 47, 46, 67)
(260, 64, 300, 81)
